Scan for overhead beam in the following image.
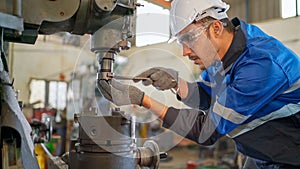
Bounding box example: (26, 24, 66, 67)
(145, 0, 171, 9)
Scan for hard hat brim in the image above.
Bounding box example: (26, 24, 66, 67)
(167, 36, 177, 44)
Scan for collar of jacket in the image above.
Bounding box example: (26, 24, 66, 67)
(221, 17, 246, 72)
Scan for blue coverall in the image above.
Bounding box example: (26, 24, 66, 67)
(162, 18, 300, 168)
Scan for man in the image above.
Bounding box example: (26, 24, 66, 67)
(98, 0, 300, 168)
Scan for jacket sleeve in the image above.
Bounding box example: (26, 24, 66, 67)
(177, 82, 211, 110)
(162, 107, 223, 146)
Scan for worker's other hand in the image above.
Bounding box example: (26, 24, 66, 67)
(98, 79, 145, 106)
(134, 67, 178, 90)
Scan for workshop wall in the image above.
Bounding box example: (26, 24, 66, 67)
(226, 0, 281, 23)
(9, 34, 95, 103)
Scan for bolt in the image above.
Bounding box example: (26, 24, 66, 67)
(90, 128, 97, 136)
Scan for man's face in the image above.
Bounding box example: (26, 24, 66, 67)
(176, 21, 219, 70)
(181, 44, 206, 70)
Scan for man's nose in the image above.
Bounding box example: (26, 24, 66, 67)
(182, 44, 192, 57)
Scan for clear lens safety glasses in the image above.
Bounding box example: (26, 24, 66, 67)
(176, 21, 213, 47)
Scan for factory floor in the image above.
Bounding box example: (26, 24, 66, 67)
(159, 146, 200, 169)
(157, 139, 239, 169)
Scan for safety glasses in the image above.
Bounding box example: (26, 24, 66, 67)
(176, 21, 213, 47)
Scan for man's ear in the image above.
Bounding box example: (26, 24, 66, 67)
(212, 20, 224, 37)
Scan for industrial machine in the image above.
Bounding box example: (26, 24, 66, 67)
(0, 0, 163, 168)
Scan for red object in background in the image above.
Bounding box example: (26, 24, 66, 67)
(187, 160, 198, 169)
(59, 73, 65, 81)
(33, 108, 56, 121)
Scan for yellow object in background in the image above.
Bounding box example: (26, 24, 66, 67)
(139, 123, 148, 138)
(35, 144, 47, 169)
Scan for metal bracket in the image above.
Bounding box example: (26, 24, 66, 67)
(0, 12, 24, 31)
(23, 0, 80, 24)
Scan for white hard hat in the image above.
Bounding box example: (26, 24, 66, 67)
(170, 0, 230, 37)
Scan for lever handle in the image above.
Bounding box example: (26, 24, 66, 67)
(159, 152, 168, 159)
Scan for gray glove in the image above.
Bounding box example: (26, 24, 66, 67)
(134, 67, 178, 90)
(97, 79, 144, 106)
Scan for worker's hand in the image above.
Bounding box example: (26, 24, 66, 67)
(134, 67, 178, 90)
(98, 79, 145, 106)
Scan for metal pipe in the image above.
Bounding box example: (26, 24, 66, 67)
(13, 0, 22, 35)
(130, 115, 136, 150)
(13, 0, 22, 17)
(245, 0, 249, 22)
(296, 0, 298, 17)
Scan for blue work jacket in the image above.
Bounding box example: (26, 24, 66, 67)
(199, 18, 300, 136)
(163, 18, 300, 166)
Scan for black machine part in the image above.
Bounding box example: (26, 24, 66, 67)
(1, 0, 136, 44)
(69, 111, 164, 169)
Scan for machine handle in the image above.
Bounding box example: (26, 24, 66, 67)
(159, 152, 168, 160)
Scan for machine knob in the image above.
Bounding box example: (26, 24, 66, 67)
(159, 152, 168, 160)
